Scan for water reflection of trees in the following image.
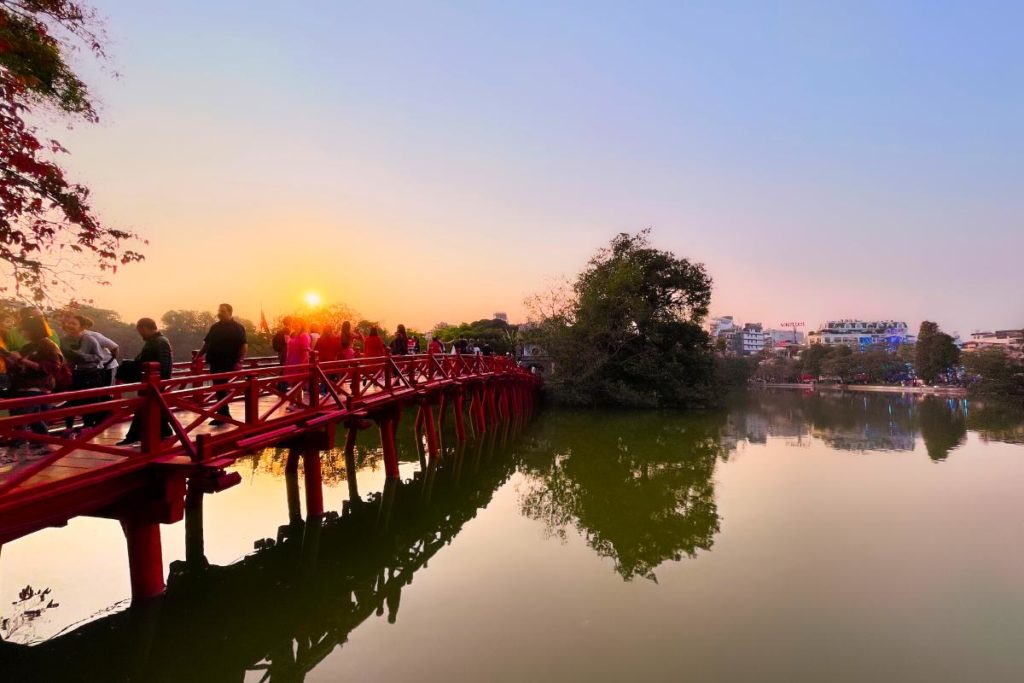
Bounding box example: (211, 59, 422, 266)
(965, 399, 1024, 445)
(518, 411, 732, 581)
(2, 434, 516, 682)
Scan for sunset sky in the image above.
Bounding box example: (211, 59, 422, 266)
(52, 1, 1024, 335)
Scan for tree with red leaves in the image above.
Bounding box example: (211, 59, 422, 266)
(0, 0, 142, 303)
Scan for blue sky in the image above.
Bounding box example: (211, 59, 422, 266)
(59, 1, 1023, 333)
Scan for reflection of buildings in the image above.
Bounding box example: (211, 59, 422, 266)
(735, 391, 974, 458)
(811, 428, 916, 452)
(3, 434, 515, 682)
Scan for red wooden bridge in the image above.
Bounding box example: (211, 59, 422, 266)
(0, 351, 540, 600)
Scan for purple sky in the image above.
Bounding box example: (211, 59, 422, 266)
(48, 1, 1024, 334)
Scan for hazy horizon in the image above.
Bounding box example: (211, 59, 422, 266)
(37, 1, 1023, 335)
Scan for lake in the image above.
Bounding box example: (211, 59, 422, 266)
(3, 389, 1024, 681)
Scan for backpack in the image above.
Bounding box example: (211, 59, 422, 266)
(49, 341, 73, 391)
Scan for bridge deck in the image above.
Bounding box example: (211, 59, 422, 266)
(0, 393, 287, 491)
(0, 353, 539, 547)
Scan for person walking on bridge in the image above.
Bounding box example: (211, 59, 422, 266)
(390, 324, 409, 356)
(339, 321, 359, 360)
(196, 303, 248, 426)
(117, 318, 174, 446)
(363, 327, 386, 358)
(272, 317, 291, 365)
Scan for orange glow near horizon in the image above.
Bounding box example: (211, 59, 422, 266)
(303, 291, 322, 308)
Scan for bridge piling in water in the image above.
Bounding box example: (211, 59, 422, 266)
(122, 515, 165, 601)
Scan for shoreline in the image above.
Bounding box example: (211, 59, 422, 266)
(755, 383, 968, 397)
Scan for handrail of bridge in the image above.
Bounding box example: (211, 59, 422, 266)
(0, 352, 539, 498)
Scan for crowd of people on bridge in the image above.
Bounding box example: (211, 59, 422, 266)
(1, 304, 502, 453)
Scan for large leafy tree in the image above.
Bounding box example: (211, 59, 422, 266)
(528, 230, 716, 407)
(915, 321, 960, 384)
(1, 0, 142, 302)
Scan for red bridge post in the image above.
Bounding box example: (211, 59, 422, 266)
(122, 516, 164, 601)
(421, 402, 441, 463)
(453, 391, 466, 442)
(302, 442, 324, 518)
(141, 362, 164, 454)
(377, 411, 401, 479)
(344, 425, 360, 503)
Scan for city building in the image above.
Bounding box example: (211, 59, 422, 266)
(808, 320, 911, 349)
(732, 323, 768, 356)
(708, 316, 738, 338)
(765, 329, 806, 347)
(962, 329, 1024, 354)
(493, 312, 509, 323)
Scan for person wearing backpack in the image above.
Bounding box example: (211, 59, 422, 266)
(4, 316, 64, 449)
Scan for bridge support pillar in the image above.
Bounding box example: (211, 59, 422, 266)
(344, 425, 360, 503)
(285, 449, 302, 523)
(184, 484, 206, 568)
(302, 445, 324, 518)
(454, 392, 467, 442)
(122, 516, 164, 601)
(378, 413, 401, 480)
(422, 403, 441, 463)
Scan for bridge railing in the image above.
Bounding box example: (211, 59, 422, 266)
(0, 352, 537, 496)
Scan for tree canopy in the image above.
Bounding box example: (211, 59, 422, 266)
(528, 231, 716, 408)
(1, 0, 143, 302)
(915, 321, 960, 384)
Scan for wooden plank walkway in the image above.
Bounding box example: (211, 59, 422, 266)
(1, 393, 298, 491)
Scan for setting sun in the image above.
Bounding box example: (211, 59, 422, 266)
(304, 291, 322, 307)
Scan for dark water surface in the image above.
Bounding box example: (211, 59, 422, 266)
(3, 390, 1024, 681)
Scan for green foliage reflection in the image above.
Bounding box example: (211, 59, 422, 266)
(518, 410, 732, 580)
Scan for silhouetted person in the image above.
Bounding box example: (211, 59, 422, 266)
(390, 324, 408, 356)
(118, 318, 173, 446)
(196, 303, 247, 425)
(272, 316, 291, 365)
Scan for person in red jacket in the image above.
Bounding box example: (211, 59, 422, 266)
(363, 327, 387, 358)
(428, 337, 444, 355)
(317, 324, 341, 362)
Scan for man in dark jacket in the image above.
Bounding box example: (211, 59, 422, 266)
(117, 318, 174, 446)
(196, 303, 247, 425)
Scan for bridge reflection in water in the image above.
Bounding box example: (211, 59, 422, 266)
(1, 427, 516, 682)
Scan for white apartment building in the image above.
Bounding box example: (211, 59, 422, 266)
(734, 323, 768, 355)
(808, 320, 911, 348)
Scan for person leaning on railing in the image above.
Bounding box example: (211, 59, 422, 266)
(117, 318, 174, 447)
(59, 315, 109, 436)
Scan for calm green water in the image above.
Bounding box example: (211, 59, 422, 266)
(3, 390, 1024, 681)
